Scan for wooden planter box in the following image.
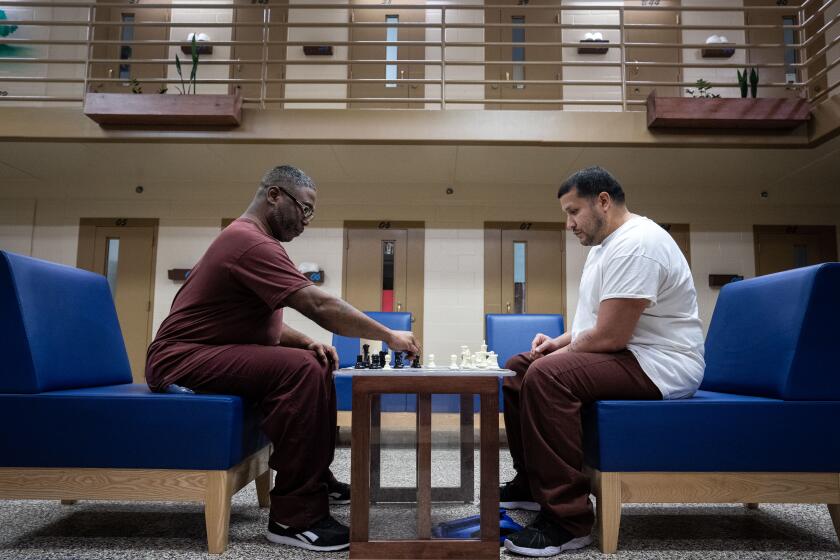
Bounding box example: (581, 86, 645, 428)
(83, 93, 242, 126)
(646, 92, 810, 130)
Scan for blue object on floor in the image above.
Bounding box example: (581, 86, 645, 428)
(431, 508, 523, 545)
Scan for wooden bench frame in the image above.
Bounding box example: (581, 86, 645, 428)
(587, 467, 840, 553)
(0, 445, 271, 554)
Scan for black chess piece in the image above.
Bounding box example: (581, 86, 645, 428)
(379, 351, 388, 368)
(371, 354, 380, 369)
(411, 356, 421, 368)
(394, 352, 404, 369)
(362, 344, 371, 367)
(354, 354, 365, 369)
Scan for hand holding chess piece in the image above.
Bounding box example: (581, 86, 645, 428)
(386, 330, 421, 363)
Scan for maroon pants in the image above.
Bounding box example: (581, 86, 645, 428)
(503, 350, 661, 537)
(148, 343, 336, 528)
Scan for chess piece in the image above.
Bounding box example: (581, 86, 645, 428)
(379, 351, 388, 369)
(460, 348, 472, 369)
(449, 354, 459, 369)
(487, 351, 500, 369)
(427, 353, 436, 368)
(354, 354, 366, 369)
(371, 354, 380, 369)
(383, 352, 393, 370)
(394, 352, 404, 369)
(411, 356, 421, 368)
(363, 344, 371, 368)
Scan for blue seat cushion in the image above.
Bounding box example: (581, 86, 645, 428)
(583, 390, 840, 472)
(0, 384, 267, 470)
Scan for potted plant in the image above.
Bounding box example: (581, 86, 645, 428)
(83, 35, 242, 126)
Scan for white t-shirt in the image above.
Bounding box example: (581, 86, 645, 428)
(571, 215, 705, 399)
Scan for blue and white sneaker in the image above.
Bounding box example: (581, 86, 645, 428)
(266, 515, 349, 552)
(504, 512, 593, 557)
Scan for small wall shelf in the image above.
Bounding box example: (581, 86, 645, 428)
(180, 44, 213, 55)
(701, 44, 735, 58)
(578, 39, 609, 55)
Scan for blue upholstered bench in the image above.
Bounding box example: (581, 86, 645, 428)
(0, 251, 270, 554)
(582, 263, 840, 553)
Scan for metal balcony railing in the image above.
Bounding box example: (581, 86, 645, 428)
(0, 0, 837, 110)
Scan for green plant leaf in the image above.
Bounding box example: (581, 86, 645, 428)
(189, 34, 200, 94)
(175, 53, 185, 94)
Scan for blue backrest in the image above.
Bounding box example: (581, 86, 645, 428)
(0, 251, 132, 393)
(332, 311, 413, 367)
(702, 263, 840, 400)
(486, 313, 565, 369)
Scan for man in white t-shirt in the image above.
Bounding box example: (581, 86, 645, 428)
(501, 166, 705, 557)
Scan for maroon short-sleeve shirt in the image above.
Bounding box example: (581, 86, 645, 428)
(145, 217, 312, 388)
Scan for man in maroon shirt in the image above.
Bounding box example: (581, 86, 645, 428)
(146, 165, 419, 552)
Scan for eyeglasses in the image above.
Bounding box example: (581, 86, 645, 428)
(275, 185, 315, 221)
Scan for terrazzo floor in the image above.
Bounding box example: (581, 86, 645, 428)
(1, 447, 839, 560)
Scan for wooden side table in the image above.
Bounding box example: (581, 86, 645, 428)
(347, 369, 512, 560)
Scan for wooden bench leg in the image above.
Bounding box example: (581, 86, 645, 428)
(744, 503, 759, 510)
(828, 504, 840, 542)
(205, 471, 232, 554)
(256, 469, 271, 508)
(596, 472, 621, 554)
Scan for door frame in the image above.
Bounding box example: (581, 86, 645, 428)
(484, 221, 566, 320)
(753, 224, 838, 277)
(342, 221, 425, 347)
(76, 217, 159, 368)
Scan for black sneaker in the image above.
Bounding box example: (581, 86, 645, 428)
(328, 479, 351, 505)
(500, 478, 540, 511)
(266, 515, 350, 552)
(503, 512, 593, 557)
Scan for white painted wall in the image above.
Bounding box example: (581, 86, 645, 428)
(681, 0, 746, 100)
(0, 3, 87, 104)
(561, 0, 622, 112)
(424, 0, 486, 110)
(285, 0, 349, 109)
(423, 227, 485, 360)
(166, 0, 233, 95)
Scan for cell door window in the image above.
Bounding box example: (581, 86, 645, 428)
(382, 240, 396, 311)
(105, 238, 120, 296)
(782, 15, 797, 84)
(512, 16, 525, 88)
(513, 241, 526, 313)
(119, 13, 135, 80)
(386, 15, 399, 87)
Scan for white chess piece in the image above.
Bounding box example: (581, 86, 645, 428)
(427, 353, 436, 368)
(487, 351, 500, 369)
(449, 354, 459, 369)
(383, 352, 392, 370)
(460, 346, 471, 369)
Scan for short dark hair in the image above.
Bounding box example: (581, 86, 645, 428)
(557, 166, 625, 204)
(260, 165, 316, 192)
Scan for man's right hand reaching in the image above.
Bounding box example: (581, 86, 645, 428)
(387, 330, 421, 359)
